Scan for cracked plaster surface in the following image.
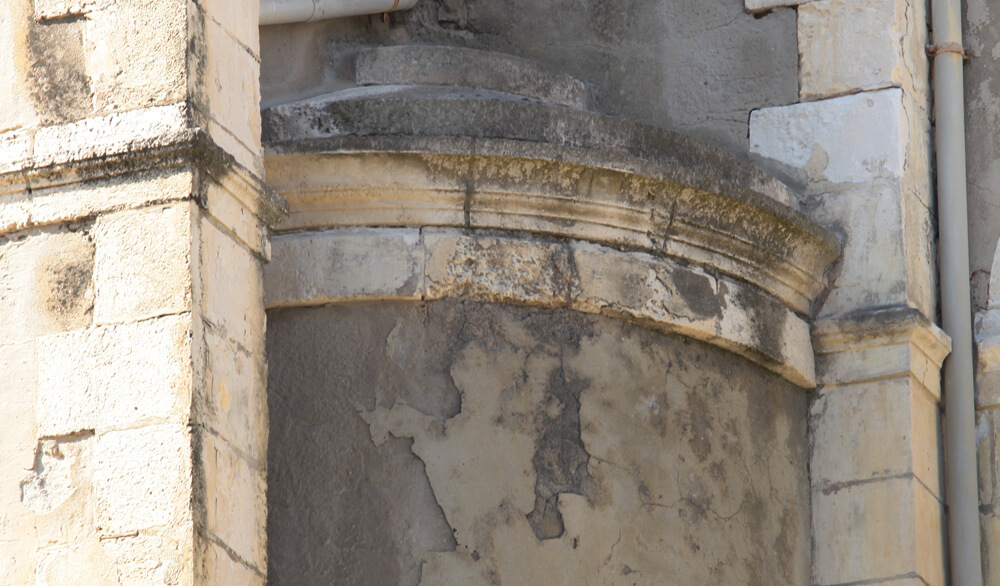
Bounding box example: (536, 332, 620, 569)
(266, 300, 810, 585)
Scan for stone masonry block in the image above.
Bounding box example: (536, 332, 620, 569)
(812, 476, 944, 585)
(423, 230, 574, 307)
(0, 341, 37, 498)
(810, 377, 941, 496)
(82, 0, 187, 114)
(201, 0, 259, 56)
(99, 527, 193, 586)
(198, 538, 265, 586)
(196, 325, 267, 463)
(984, 512, 1000, 586)
(198, 215, 264, 353)
(1, 166, 194, 236)
(94, 424, 192, 535)
(265, 228, 423, 307)
(750, 88, 907, 186)
(93, 203, 192, 325)
(804, 182, 907, 318)
(199, 431, 266, 571)
(0, 226, 94, 344)
(196, 15, 261, 172)
(799, 0, 908, 99)
(0, 1, 37, 133)
(37, 314, 192, 436)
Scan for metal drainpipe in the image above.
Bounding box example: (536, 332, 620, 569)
(260, 0, 418, 26)
(931, 0, 984, 582)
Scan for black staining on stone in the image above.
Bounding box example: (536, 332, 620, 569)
(527, 372, 597, 540)
(44, 252, 92, 318)
(673, 270, 724, 320)
(26, 18, 91, 124)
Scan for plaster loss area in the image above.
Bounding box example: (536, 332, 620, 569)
(266, 300, 809, 585)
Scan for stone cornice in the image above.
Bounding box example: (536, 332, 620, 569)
(812, 306, 951, 399)
(262, 91, 840, 315)
(0, 103, 288, 236)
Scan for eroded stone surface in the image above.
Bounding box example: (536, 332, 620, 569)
(267, 300, 810, 585)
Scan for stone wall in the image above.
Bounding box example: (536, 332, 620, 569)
(266, 300, 810, 585)
(0, 0, 280, 583)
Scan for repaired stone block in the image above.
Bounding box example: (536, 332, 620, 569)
(37, 314, 192, 435)
(750, 88, 907, 186)
(93, 203, 192, 325)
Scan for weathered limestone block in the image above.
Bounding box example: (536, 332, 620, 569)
(811, 309, 949, 586)
(803, 182, 933, 318)
(811, 476, 944, 585)
(0, 225, 94, 344)
(198, 431, 266, 572)
(94, 426, 192, 552)
(197, 215, 265, 352)
(37, 314, 192, 436)
(193, 14, 262, 174)
(93, 203, 193, 325)
(196, 325, 267, 463)
(265, 228, 424, 306)
(976, 406, 1000, 585)
(810, 378, 941, 495)
(82, 0, 187, 115)
(750, 89, 908, 186)
(798, 0, 928, 99)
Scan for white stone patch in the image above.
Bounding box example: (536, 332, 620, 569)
(750, 88, 907, 184)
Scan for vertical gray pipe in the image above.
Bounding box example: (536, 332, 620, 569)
(932, 0, 984, 582)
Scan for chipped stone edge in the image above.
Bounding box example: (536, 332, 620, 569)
(264, 227, 818, 388)
(812, 306, 951, 400)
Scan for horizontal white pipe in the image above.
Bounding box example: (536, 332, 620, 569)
(260, 0, 418, 25)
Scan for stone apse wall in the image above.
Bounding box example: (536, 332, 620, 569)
(0, 0, 977, 584)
